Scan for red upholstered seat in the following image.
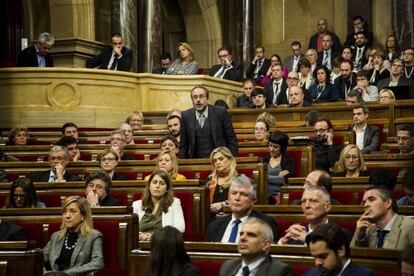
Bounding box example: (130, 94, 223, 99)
(335, 221, 356, 234)
(38, 194, 63, 207)
(288, 191, 303, 204)
(197, 68, 205, 74)
(0, 194, 8, 207)
(133, 191, 194, 240)
(237, 168, 255, 178)
(110, 191, 128, 205)
(293, 265, 309, 276)
(330, 191, 353, 205)
(286, 150, 302, 177)
(15, 222, 44, 246)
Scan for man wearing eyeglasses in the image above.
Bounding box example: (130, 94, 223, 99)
(85, 171, 121, 207)
(209, 47, 243, 82)
(86, 33, 133, 72)
(30, 146, 81, 182)
(313, 118, 342, 172)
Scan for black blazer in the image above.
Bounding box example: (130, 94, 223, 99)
(179, 105, 238, 158)
(317, 50, 338, 68)
(334, 73, 357, 100)
(349, 124, 380, 154)
(236, 95, 255, 108)
(345, 30, 374, 47)
(112, 172, 128, 181)
(368, 68, 390, 85)
(0, 221, 27, 241)
(246, 58, 271, 83)
(99, 195, 121, 206)
(209, 62, 243, 82)
(205, 210, 279, 242)
(309, 83, 341, 102)
(152, 67, 167, 74)
(86, 46, 133, 72)
(308, 31, 342, 52)
(17, 45, 54, 67)
(263, 78, 288, 106)
(29, 170, 81, 182)
(261, 154, 296, 179)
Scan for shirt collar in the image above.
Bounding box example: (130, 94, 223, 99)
(195, 106, 208, 119)
(353, 123, 367, 132)
(241, 256, 266, 274)
(338, 258, 351, 275)
(382, 214, 397, 231)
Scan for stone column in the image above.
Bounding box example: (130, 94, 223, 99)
(241, 0, 254, 77)
(137, 0, 162, 73)
(112, 0, 138, 72)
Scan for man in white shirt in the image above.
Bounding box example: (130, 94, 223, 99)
(351, 105, 379, 154)
(219, 217, 293, 276)
(283, 41, 304, 72)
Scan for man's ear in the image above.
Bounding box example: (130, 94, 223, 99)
(337, 245, 346, 258)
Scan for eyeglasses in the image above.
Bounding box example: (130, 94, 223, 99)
(87, 183, 105, 190)
(14, 193, 26, 199)
(49, 156, 66, 161)
(314, 128, 329, 133)
(101, 157, 116, 162)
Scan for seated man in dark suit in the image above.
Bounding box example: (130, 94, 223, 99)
(279, 185, 352, 245)
(209, 47, 243, 82)
(246, 46, 271, 84)
(86, 33, 133, 72)
(316, 34, 338, 71)
(17, 32, 54, 67)
(236, 78, 256, 108)
(0, 220, 27, 241)
(377, 59, 414, 98)
(289, 86, 312, 107)
(305, 223, 375, 276)
(220, 217, 293, 276)
(206, 174, 279, 243)
(334, 60, 357, 101)
(29, 145, 81, 182)
(85, 171, 121, 207)
(350, 105, 379, 154)
(152, 53, 172, 75)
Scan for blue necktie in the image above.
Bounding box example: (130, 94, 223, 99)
(242, 265, 250, 276)
(228, 219, 241, 243)
(377, 229, 389, 248)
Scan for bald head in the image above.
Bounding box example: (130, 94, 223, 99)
(305, 170, 332, 193)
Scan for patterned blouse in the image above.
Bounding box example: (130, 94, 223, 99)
(166, 59, 199, 75)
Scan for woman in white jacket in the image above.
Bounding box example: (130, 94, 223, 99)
(133, 170, 185, 241)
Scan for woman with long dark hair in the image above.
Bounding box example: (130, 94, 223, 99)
(4, 177, 45, 208)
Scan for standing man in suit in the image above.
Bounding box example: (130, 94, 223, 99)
(283, 41, 304, 73)
(86, 33, 133, 72)
(246, 46, 271, 84)
(29, 146, 80, 182)
(317, 34, 338, 71)
(220, 217, 293, 276)
(263, 64, 287, 107)
(152, 53, 172, 74)
(17, 32, 54, 67)
(209, 47, 243, 82)
(351, 186, 414, 250)
(206, 174, 279, 243)
(179, 85, 238, 158)
(344, 16, 374, 47)
(308, 19, 342, 53)
(305, 223, 375, 276)
(351, 105, 379, 154)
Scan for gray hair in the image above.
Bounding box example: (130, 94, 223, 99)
(243, 217, 273, 242)
(230, 174, 257, 199)
(110, 129, 127, 142)
(38, 32, 54, 46)
(49, 145, 69, 159)
(303, 184, 331, 203)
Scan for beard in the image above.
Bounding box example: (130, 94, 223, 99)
(315, 135, 328, 144)
(319, 258, 343, 276)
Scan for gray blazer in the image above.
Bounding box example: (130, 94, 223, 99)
(351, 214, 414, 250)
(220, 255, 293, 276)
(43, 229, 104, 276)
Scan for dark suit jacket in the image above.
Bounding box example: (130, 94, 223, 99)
(0, 221, 27, 241)
(334, 73, 357, 100)
(99, 195, 121, 206)
(205, 210, 279, 243)
(345, 30, 374, 47)
(29, 170, 81, 182)
(377, 76, 414, 99)
(209, 62, 243, 82)
(283, 54, 304, 72)
(236, 95, 255, 108)
(86, 46, 133, 72)
(368, 68, 390, 85)
(246, 58, 271, 83)
(152, 67, 167, 74)
(263, 78, 288, 106)
(308, 31, 342, 52)
(179, 105, 238, 158)
(112, 172, 127, 181)
(309, 83, 341, 102)
(220, 255, 293, 276)
(17, 45, 54, 67)
(349, 124, 380, 154)
(304, 262, 375, 276)
(317, 50, 338, 69)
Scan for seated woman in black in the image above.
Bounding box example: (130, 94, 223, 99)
(309, 65, 340, 102)
(262, 131, 295, 204)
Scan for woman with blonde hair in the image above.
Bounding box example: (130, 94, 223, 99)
(334, 144, 369, 177)
(167, 42, 198, 75)
(145, 150, 187, 181)
(204, 147, 237, 218)
(133, 170, 185, 241)
(379, 89, 396, 104)
(43, 196, 104, 274)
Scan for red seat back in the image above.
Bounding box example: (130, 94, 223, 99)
(38, 194, 63, 207)
(15, 222, 44, 246)
(286, 150, 301, 177)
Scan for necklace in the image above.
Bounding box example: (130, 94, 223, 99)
(405, 66, 413, 78)
(64, 234, 77, 250)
